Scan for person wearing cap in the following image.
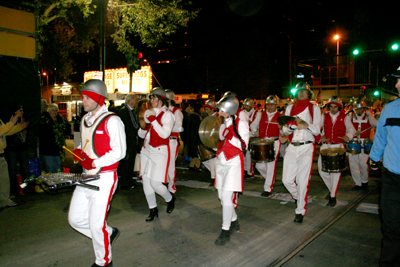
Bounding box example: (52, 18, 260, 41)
(280, 82, 321, 223)
(68, 79, 126, 267)
(5, 103, 30, 201)
(201, 99, 218, 185)
(39, 103, 70, 173)
(0, 108, 27, 211)
(138, 87, 175, 222)
(348, 98, 377, 191)
(318, 96, 356, 207)
(242, 98, 258, 179)
(214, 95, 249, 246)
(165, 89, 183, 194)
(369, 66, 400, 266)
(117, 93, 139, 191)
(250, 95, 282, 197)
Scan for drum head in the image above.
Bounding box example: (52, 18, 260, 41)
(198, 116, 224, 149)
(321, 148, 346, 155)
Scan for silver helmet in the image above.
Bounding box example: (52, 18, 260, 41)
(243, 98, 254, 108)
(353, 100, 366, 109)
(164, 89, 175, 101)
(217, 95, 239, 116)
(203, 99, 217, 110)
(81, 79, 108, 98)
(149, 87, 167, 99)
(223, 91, 238, 98)
(265, 95, 278, 105)
(327, 96, 342, 107)
(295, 82, 313, 99)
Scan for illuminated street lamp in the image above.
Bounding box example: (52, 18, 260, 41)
(334, 35, 340, 95)
(42, 72, 49, 103)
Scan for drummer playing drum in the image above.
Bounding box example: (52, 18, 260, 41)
(318, 96, 356, 207)
(250, 95, 282, 197)
(348, 99, 377, 191)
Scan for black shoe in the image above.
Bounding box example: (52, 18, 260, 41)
(244, 173, 254, 179)
(361, 182, 368, 191)
(92, 261, 113, 267)
(294, 214, 303, 223)
(166, 195, 175, 214)
(261, 191, 272, 197)
(146, 207, 159, 222)
(229, 219, 240, 234)
(209, 180, 215, 186)
(215, 229, 230, 246)
(110, 227, 120, 246)
(352, 185, 362, 191)
(327, 197, 337, 207)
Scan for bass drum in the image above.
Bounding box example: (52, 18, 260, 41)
(321, 148, 347, 173)
(197, 144, 216, 161)
(249, 137, 275, 163)
(137, 99, 152, 129)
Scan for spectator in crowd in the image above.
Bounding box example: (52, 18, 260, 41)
(180, 101, 192, 166)
(39, 103, 70, 173)
(108, 100, 119, 114)
(5, 103, 30, 202)
(186, 100, 203, 171)
(41, 99, 49, 115)
(1, 110, 27, 211)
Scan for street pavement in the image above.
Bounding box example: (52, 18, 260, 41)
(0, 140, 382, 266)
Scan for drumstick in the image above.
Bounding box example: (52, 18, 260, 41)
(82, 139, 89, 151)
(358, 126, 373, 135)
(62, 146, 84, 161)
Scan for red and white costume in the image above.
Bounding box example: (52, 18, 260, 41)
(69, 105, 126, 267)
(167, 105, 183, 194)
(281, 100, 321, 216)
(216, 115, 249, 230)
(138, 106, 174, 209)
(318, 111, 355, 198)
(250, 109, 281, 193)
(244, 107, 259, 176)
(348, 111, 377, 186)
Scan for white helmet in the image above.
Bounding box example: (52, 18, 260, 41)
(327, 96, 342, 107)
(203, 99, 217, 110)
(353, 100, 366, 109)
(265, 95, 278, 105)
(223, 91, 238, 98)
(81, 79, 108, 98)
(243, 98, 254, 108)
(149, 87, 167, 99)
(217, 95, 239, 116)
(295, 82, 313, 99)
(164, 89, 175, 101)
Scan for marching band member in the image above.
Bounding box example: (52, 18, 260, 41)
(348, 99, 377, 191)
(201, 99, 218, 185)
(138, 87, 175, 222)
(165, 89, 183, 194)
(250, 95, 281, 197)
(318, 96, 355, 207)
(214, 95, 249, 245)
(69, 79, 126, 267)
(243, 98, 259, 179)
(281, 82, 321, 223)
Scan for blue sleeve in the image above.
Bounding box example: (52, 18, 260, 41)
(369, 105, 389, 162)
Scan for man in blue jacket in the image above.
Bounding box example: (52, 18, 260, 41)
(369, 66, 400, 267)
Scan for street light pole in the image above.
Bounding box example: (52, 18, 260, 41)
(43, 72, 49, 103)
(334, 35, 340, 95)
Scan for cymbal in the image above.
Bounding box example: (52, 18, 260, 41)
(277, 115, 296, 125)
(198, 116, 224, 149)
(137, 99, 151, 129)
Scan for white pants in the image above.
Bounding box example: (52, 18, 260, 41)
(202, 157, 216, 179)
(244, 150, 254, 175)
(282, 143, 315, 216)
(348, 151, 369, 186)
(167, 138, 179, 193)
(142, 174, 172, 209)
(255, 140, 281, 192)
(318, 143, 345, 198)
(217, 189, 237, 230)
(68, 171, 118, 267)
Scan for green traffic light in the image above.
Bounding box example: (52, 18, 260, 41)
(374, 91, 379, 96)
(392, 44, 399, 50)
(353, 49, 359, 55)
(291, 88, 297, 95)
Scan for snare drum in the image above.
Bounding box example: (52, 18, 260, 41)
(197, 144, 216, 161)
(249, 137, 275, 163)
(321, 148, 347, 173)
(362, 139, 373, 154)
(346, 140, 361, 155)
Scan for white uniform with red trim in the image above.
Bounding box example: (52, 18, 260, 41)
(348, 111, 377, 186)
(318, 111, 355, 198)
(138, 106, 174, 209)
(215, 115, 249, 230)
(281, 102, 321, 216)
(243, 108, 259, 176)
(69, 105, 126, 267)
(250, 110, 281, 193)
(167, 106, 183, 193)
